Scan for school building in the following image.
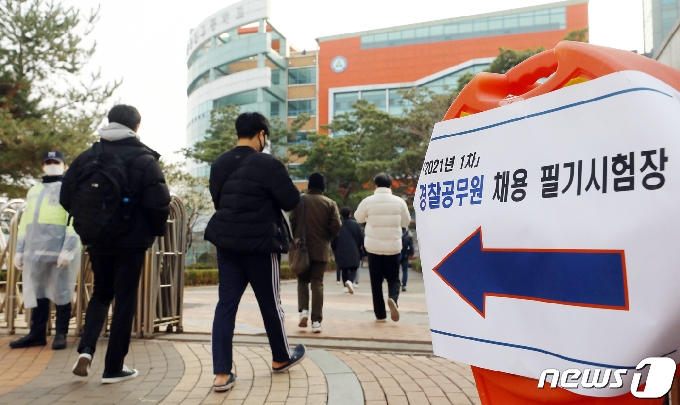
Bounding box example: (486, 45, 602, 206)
(185, 0, 589, 179)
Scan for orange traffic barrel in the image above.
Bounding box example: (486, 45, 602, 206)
(444, 41, 680, 121)
(442, 41, 680, 405)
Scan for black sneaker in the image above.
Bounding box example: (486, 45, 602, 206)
(73, 347, 94, 377)
(102, 365, 139, 384)
(52, 334, 67, 350)
(9, 334, 46, 349)
(272, 344, 307, 373)
(213, 373, 236, 392)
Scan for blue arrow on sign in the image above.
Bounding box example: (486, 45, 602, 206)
(432, 228, 629, 317)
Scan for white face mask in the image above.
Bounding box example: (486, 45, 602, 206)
(262, 139, 272, 155)
(43, 164, 65, 176)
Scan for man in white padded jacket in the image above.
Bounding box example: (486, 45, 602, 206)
(354, 173, 411, 322)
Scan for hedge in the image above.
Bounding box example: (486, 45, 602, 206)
(184, 263, 296, 287)
(411, 258, 422, 273)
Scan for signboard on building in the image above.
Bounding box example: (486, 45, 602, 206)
(416, 70, 680, 397)
(187, 0, 270, 58)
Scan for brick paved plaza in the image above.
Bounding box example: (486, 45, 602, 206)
(0, 268, 481, 405)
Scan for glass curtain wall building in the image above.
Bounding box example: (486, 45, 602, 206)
(644, 0, 680, 56)
(186, 0, 288, 177)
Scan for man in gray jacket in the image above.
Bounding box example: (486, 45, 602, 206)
(290, 173, 341, 333)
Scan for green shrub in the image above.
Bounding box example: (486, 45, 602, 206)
(411, 258, 422, 273)
(280, 263, 294, 280)
(184, 265, 297, 287)
(186, 262, 215, 270)
(184, 269, 219, 286)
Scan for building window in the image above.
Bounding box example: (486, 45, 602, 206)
(362, 89, 387, 111)
(334, 92, 358, 115)
(271, 101, 280, 117)
(272, 69, 280, 85)
(214, 90, 258, 109)
(288, 99, 316, 116)
(360, 6, 566, 49)
(288, 67, 316, 85)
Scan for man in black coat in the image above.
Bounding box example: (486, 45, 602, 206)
(331, 207, 364, 294)
(206, 112, 306, 393)
(400, 228, 415, 292)
(60, 105, 171, 383)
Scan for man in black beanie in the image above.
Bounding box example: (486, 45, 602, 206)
(289, 173, 341, 333)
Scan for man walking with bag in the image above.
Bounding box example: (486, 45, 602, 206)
(355, 173, 411, 322)
(206, 112, 306, 393)
(60, 105, 171, 383)
(290, 173, 341, 333)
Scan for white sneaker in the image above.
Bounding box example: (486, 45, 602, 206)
(388, 298, 400, 322)
(72, 352, 92, 377)
(336, 281, 340, 285)
(312, 321, 322, 333)
(345, 280, 354, 294)
(343, 287, 348, 293)
(354, 283, 359, 289)
(299, 310, 308, 328)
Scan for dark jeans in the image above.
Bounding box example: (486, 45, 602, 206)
(213, 250, 291, 375)
(336, 268, 341, 282)
(342, 267, 357, 284)
(78, 251, 145, 374)
(297, 261, 326, 323)
(401, 259, 409, 286)
(30, 298, 71, 337)
(367, 253, 401, 320)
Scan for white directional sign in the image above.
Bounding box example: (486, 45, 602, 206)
(416, 70, 680, 397)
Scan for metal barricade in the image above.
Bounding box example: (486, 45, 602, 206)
(3, 195, 187, 339)
(0, 200, 26, 332)
(136, 195, 187, 338)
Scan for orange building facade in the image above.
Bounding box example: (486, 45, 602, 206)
(315, 0, 588, 129)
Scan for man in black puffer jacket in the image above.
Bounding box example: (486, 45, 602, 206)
(60, 105, 170, 384)
(206, 112, 305, 393)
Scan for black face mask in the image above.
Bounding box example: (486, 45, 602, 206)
(258, 134, 268, 152)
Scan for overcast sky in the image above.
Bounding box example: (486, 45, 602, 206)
(62, 0, 644, 163)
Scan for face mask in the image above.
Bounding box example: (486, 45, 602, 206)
(43, 164, 65, 176)
(258, 134, 271, 154)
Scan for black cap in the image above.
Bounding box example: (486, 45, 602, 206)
(42, 150, 65, 163)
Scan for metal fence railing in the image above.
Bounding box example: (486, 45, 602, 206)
(1, 195, 187, 339)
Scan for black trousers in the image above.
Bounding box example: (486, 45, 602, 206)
(341, 267, 357, 284)
(213, 250, 291, 375)
(78, 251, 145, 374)
(30, 298, 71, 337)
(367, 253, 401, 320)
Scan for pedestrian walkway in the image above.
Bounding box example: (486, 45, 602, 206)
(182, 267, 431, 342)
(0, 335, 481, 405)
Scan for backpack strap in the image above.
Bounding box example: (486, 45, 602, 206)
(300, 194, 307, 242)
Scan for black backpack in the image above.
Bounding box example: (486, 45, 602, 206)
(68, 142, 151, 245)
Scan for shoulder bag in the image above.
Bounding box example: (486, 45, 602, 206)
(288, 194, 309, 275)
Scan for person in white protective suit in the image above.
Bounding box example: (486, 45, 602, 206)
(9, 150, 81, 350)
